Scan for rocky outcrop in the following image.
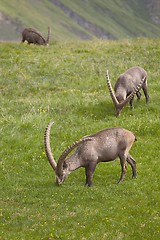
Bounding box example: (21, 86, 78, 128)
(145, 0, 160, 24)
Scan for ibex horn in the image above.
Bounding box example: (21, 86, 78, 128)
(44, 121, 57, 171)
(106, 70, 119, 107)
(46, 26, 50, 44)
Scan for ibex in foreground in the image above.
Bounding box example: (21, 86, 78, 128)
(44, 122, 137, 186)
(22, 27, 50, 45)
(106, 66, 149, 116)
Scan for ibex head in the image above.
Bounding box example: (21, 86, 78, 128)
(44, 122, 92, 185)
(106, 70, 146, 116)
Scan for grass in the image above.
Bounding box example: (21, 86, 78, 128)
(0, 38, 160, 240)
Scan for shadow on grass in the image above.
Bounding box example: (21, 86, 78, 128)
(76, 99, 152, 121)
(76, 100, 115, 120)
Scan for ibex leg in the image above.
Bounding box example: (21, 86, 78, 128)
(142, 84, 149, 103)
(85, 164, 96, 187)
(118, 155, 127, 183)
(126, 155, 137, 178)
(136, 91, 141, 101)
(129, 96, 134, 108)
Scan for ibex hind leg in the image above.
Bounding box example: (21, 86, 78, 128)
(118, 155, 127, 184)
(126, 155, 137, 178)
(142, 83, 149, 103)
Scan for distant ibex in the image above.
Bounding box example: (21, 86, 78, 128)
(106, 66, 149, 116)
(22, 27, 50, 45)
(44, 122, 137, 186)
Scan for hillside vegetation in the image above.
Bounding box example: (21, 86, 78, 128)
(0, 0, 160, 41)
(0, 38, 160, 239)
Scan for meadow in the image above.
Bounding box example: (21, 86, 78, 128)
(0, 38, 160, 239)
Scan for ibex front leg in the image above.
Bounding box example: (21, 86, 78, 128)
(129, 96, 135, 108)
(85, 164, 96, 187)
(136, 91, 141, 102)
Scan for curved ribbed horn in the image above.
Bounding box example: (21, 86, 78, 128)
(118, 77, 146, 109)
(46, 27, 50, 44)
(44, 121, 57, 171)
(106, 70, 119, 107)
(56, 137, 93, 175)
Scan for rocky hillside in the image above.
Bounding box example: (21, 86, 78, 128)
(0, 0, 160, 41)
(145, 0, 160, 24)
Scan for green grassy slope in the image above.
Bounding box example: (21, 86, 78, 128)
(0, 39, 160, 239)
(0, 0, 160, 41)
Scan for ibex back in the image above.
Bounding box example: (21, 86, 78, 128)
(106, 66, 149, 116)
(44, 122, 137, 186)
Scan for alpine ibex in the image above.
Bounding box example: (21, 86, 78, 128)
(44, 122, 137, 186)
(22, 27, 50, 45)
(106, 66, 149, 116)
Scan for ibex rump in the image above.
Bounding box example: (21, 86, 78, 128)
(22, 27, 50, 45)
(44, 122, 137, 186)
(106, 66, 149, 116)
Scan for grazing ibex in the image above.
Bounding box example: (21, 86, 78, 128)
(106, 66, 149, 116)
(44, 122, 137, 186)
(22, 27, 50, 45)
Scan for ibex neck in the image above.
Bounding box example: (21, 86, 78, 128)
(116, 89, 126, 103)
(66, 152, 82, 171)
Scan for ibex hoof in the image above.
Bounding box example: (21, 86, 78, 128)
(85, 183, 92, 187)
(132, 175, 137, 179)
(117, 179, 123, 184)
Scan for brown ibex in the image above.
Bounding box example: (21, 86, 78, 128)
(106, 66, 149, 116)
(22, 27, 50, 45)
(44, 122, 137, 186)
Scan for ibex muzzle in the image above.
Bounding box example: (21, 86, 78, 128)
(22, 27, 50, 45)
(106, 66, 149, 116)
(44, 122, 137, 186)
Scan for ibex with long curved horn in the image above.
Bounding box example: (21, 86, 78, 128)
(106, 66, 149, 116)
(22, 27, 50, 45)
(44, 122, 137, 186)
